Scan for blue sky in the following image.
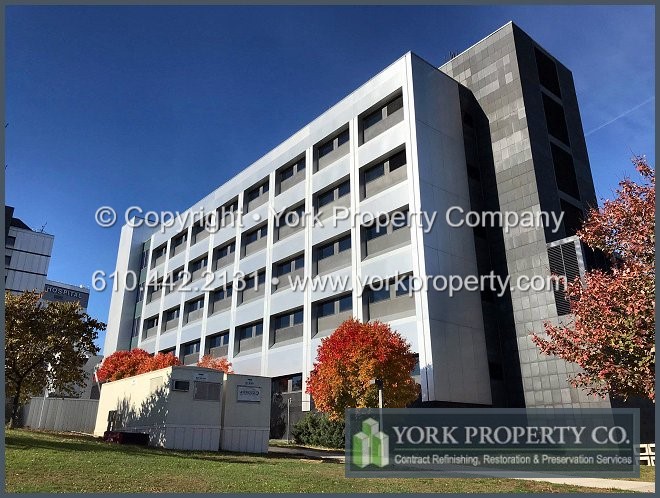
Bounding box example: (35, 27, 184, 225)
(5, 5, 655, 351)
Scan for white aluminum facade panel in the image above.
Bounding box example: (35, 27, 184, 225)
(105, 53, 492, 406)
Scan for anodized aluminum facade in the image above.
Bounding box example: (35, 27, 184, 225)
(105, 22, 607, 412)
(105, 52, 492, 408)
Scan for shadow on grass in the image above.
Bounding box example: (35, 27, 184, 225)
(6, 429, 335, 466)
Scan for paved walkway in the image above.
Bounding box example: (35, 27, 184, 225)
(515, 476, 655, 493)
(269, 446, 654, 492)
(268, 445, 345, 461)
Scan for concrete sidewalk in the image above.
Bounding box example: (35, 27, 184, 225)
(515, 476, 655, 493)
(268, 445, 345, 461)
(269, 446, 654, 492)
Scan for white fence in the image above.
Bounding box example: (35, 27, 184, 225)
(636, 443, 656, 466)
(24, 397, 99, 434)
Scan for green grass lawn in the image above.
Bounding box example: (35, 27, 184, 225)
(5, 429, 645, 493)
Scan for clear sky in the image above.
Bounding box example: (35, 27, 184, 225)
(5, 5, 655, 351)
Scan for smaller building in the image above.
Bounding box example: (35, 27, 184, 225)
(41, 279, 90, 311)
(94, 366, 271, 453)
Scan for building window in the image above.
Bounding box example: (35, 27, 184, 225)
(275, 254, 304, 277)
(171, 232, 188, 255)
(152, 244, 167, 265)
(165, 308, 180, 322)
(245, 180, 270, 212)
(238, 321, 263, 340)
(242, 270, 266, 291)
(550, 143, 580, 200)
(318, 129, 349, 158)
(362, 209, 411, 258)
(316, 128, 350, 170)
(212, 285, 232, 302)
(243, 224, 268, 255)
(213, 241, 235, 270)
(5, 255, 11, 267)
(6, 236, 16, 247)
(317, 234, 351, 261)
(542, 94, 570, 146)
(277, 157, 306, 193)
(535, 47, 562, 98)
(272, 373, 304, 394)
(273, 308, 304, 331)
(214, 199, 238, 230)
(207, 332, 229, 349)
(316, 293, 352, 318)
(182, 341, 200, 356)
(360, 93, 404, 143)
(247, 181, 269, 201)
(210, 284, 233, 314)
(363, 94, 403, 131)
(315, 180, 350, 212)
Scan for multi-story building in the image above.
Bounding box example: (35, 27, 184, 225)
(4, 205, 90, 311)
(104, 22, 611, 416)
(5, 205, 54, 294)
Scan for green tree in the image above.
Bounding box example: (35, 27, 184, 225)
(5, 291, 105, 426)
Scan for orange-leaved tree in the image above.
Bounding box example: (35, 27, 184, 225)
(197, 355, 233, 373)
(306, 318, 419, 421)
(532, 156, 655, 401)
(96, 349, 181, 382)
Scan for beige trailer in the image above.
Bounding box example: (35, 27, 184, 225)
(220, 374, 271, 453)
(93, 366, 224, 451)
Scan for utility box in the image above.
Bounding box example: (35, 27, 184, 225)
(93, 366, 224, 451)
(220, 373, 271, 453)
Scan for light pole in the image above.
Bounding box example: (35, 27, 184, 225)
(371, 378, 384, 431)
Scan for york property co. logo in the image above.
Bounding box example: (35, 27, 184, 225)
(352, 418, 390, 467)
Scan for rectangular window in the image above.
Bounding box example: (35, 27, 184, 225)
(338, 295, 352, 312)
(362, 94, 404, 132)
(337, 181, 350, 198)
(208, 333, 229, 348)
(183, 342, 200, 355)
(337, 129, 349, 147)
(318, 129, 349, 158)
(273, 315, 290, 330)
(364, 163, 385, 183)
(318, 301, 335, 318)
(395, 276, 412, 296)
(388, 150, 406, 171)
(6, 236, 15, 247)
(535, 47, 562, 97)
(191, 258, 207, 272)
(213, 285, 232, 302)
(369, 286, 390, 303)
(317, 189, 335, 208)
(291, 374, 303, 392)
(165, 308, 180, 321)
(318, 242, 335, 260)
(337, 235, 351, 252)
(365, 224, 387, 240)
(542, 94, 570, 145)
(188, 297, 204, 311)
(293, 309, 304, 325)
(5, 255, 11, 266)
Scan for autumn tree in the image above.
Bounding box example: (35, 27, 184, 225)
(533, 156, 655, 401)
(5, 291, 104, 426)
(96, 349, 181, 382)
(307, 318, 419, 421)
(197, 354, 233, 373)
